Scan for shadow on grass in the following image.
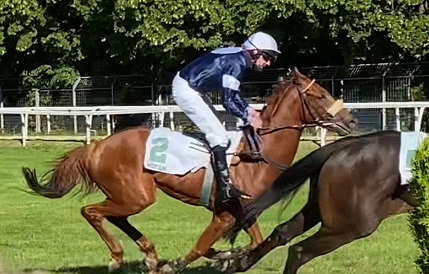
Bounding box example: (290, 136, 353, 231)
(23, 260, 222, 274)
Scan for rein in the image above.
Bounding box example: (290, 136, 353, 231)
(258, 121, 332, 135)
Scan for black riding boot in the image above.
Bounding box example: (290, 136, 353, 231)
(212, 145, 252, 205)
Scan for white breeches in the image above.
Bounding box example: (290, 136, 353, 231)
(172, 72, 229, 148)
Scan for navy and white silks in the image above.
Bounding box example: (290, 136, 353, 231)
(172, 47, 253, 148)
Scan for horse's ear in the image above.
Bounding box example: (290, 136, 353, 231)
(290, 67, 302, 79)
(289, 67, 302, 83)
(293, 67, 302, 76)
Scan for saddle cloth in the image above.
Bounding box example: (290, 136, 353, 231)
(144, 127, 243, 175)
(399, 131, 427, 185)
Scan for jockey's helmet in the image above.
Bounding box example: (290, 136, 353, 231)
(242, 32, 280, 61)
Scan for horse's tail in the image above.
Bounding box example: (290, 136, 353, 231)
(22, 143, 98, 199)
(225, 138, 354, 242)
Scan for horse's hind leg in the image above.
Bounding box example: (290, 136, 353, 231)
(81, 201, 130, 271)
(81, 176, 157, 272)
(106, 216, 158, 270)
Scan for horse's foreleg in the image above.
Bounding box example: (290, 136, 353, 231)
(185, 213, 234, 262)
(282, 228, 356, 274)
(207, 221, 264, 261)
(244, 221, 264, 249)
(204, 221, 264, 260)
(213, 200, 320, 273)
(158, 212, 234, 273)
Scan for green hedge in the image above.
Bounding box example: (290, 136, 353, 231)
(410, 136, 429, 273)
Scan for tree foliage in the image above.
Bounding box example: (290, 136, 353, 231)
(410, 136, 429, 273)
(0, 0, 428, 86)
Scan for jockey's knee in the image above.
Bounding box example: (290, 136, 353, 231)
(207, 134, 229, 148)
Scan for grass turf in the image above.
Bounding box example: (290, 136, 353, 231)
(0, 140, 419, 273)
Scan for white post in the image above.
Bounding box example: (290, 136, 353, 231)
(72, 77, 81, 134)
(25, 113, 28, 143)
(160, 111, 165, 127)
(106, 114, 111, 135)
(320, 128, 327, 146)
(395, 107, 400, 131)
(381, 74, 387, 130)
(417, 107, 426, 132)
(85, 115, 92, 144)
(169, 110, 174, 130)
(153, 93, 163, 128)
(47, 114, 51, 134)
(415, 107, 420, 132)
(20, 113, 28, 146)
(35, 89, 41, 133)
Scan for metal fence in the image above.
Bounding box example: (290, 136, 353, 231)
(1, 62, 429, 136)
(155, 62, 429, 133)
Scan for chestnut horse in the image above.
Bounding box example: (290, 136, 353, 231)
(21, 68, 355, 273)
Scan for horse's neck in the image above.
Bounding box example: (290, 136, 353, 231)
(261, 112, 303, 169)
(232, 93, 306, 193)
(263, 121, 302, 166)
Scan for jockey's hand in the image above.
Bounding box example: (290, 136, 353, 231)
(248, 108, 263, 129)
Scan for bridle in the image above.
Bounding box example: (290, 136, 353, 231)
(247, 78, 345, 170)
(257, 79, 344, 136)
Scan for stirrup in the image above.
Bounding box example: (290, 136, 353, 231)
(224, 183, 252, 200)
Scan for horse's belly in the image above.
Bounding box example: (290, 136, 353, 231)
(153, 169, 209, 206)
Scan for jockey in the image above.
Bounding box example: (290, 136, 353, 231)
(171, 31, 280, 206)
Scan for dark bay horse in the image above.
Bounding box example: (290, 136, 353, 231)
(21, 68, 355, 273)
(214, 129, 417, 274)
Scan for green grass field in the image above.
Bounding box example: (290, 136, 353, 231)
(0, 140, 420, 274)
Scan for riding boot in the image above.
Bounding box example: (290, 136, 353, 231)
(211, 145, 252, 205)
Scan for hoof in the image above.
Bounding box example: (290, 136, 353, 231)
(212, 250, 233, 260)
(212, 258, 232, 273)
(212, 250, 236, 260)
(211, 254, 249, 273)
(144, 257, 158, 271)
(212, 247, 248, 261)
(159, 263, 174, 274)
(159, 259, 187, 274)
(108, 258, 122, 273)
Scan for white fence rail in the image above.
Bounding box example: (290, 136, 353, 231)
(0, 102, 428, 146)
